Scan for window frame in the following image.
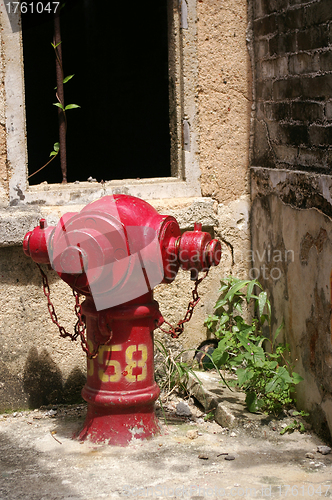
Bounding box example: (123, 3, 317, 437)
(1, 0, 200, 207)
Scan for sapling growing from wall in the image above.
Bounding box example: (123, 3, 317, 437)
(28, 10, 80, 182)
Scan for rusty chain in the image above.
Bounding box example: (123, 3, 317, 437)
(157, 269, 209, 339)
(37, 262, 207, 353)
(36, 264, 104, 359)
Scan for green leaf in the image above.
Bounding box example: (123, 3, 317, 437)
(212, 348, 229, 368)
(277, 366, 293, 384)
(217, 283, 230, 293)
(293, 410, 309, 417)
(291, 372, 304, 385)
(223, 280, 251, 303)
(65, 104, 81, 110)
(214, 298, 227, 309)
(53, 102, 64, 110)
(54, 142, 60, 152)
(258, 291, 267, 318)
(219, 314, 229, 327)
(51, 41, 62, 49)
(49, 151, 58, 157)
(272, 320, 284, 345)
(246, 280, 256, 302)
(265, 366, 293, 393)
(245, 392, 264, 413)
(280, 422, 296, 435)
(236, 368, 254, 387)
(234, 301, 243, 313)
(63, 74, 75, 84)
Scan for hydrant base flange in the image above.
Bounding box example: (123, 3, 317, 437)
(78, 402, 160, 445)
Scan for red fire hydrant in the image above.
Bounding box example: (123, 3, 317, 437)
(23, 195, 221, 445)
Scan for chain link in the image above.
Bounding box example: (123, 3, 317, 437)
(37, 264, 106, 359)
(157, 270, 209, 339)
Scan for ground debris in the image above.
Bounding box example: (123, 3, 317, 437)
(176, 402, 192, 417)
(317, 445, 331, 455)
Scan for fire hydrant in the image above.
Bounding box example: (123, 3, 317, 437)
(23, 195, 221, 445)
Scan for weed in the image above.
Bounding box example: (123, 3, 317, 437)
(205, 276, 303, 416)
(154, 339, 199, 398)
(203, 411, 215, 421)
(280, 412, 309, 435)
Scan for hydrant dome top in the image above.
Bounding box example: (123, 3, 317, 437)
(81, 194, 162, 226)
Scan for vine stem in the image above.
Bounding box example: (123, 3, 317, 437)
(53, 9, 67, 183)
(27, 152, 58, 179)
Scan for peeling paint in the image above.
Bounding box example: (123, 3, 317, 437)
(300, 228, 328, 264)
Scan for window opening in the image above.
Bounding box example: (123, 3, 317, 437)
(22, 0, 171, 185)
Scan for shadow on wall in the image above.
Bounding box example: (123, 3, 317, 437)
(0, 361, 28, 411)
(23, 347, 86, 408)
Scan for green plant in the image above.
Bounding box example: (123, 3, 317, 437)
(28, 38, 80, 181)
(280, 411, 309, 435)
(51, 40, 80, 123)
(154, 340, 199, 397)
(203, 411, 215, 421)
(205, 276, 303, 416)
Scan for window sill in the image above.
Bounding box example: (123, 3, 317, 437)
(10, 177, 201, 207)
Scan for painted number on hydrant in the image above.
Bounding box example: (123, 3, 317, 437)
(87, 344, 148, 383)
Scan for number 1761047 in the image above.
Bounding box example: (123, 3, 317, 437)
(5, 2, 60, 14)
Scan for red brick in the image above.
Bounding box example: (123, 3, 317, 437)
(302, 74, 332, 98)
(279, 124, 309, 145)
(255, 40, 269, 59)
(325, 101, 332, 120)
(257, 80, 273, 100)
(265, 102, 291, 120)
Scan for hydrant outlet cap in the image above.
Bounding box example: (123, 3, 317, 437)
(205, 239, 222, 267)
(60, 246, 88, 274)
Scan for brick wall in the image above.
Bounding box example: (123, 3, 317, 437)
(253, 0, 332, 172)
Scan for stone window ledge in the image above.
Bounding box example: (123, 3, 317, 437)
(0, 196, 217, 248)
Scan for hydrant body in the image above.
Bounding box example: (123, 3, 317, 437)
(23, 195, 221, 445)
(79, 293, 162, 444)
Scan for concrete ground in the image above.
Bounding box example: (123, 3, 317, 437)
(0, 374, 331, 500)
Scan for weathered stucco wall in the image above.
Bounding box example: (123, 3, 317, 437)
(0, 0, 251, 411)
(197, 0, 251, 204)
(251, 168, 332, 440)
(0, 247, 86, 410)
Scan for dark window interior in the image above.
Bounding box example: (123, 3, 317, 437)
(22, 1, 171, 185)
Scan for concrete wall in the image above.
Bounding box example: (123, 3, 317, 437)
(0, 1, 251, 410)
(251, 168, 332, 441)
